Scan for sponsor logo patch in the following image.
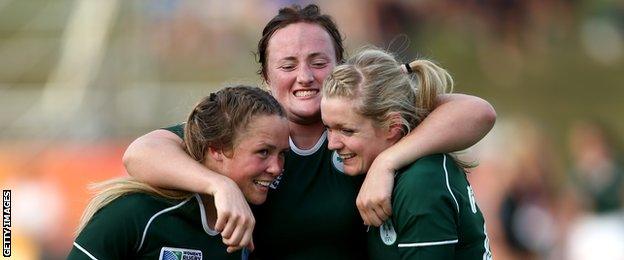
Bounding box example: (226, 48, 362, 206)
(380, 220, 397, 245)
(159, 247, 202, 260)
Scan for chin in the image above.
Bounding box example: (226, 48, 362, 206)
(343, 167, 365, 176)
(247, 195, 267, 205)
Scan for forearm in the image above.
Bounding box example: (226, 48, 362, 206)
(123, 129, 229, 195)
(380, 93, 495, 170)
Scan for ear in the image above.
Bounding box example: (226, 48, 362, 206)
(207, 146, 224, 162)
(385, 113, 405, 142)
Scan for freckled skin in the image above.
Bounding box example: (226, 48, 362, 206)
(266, 23, 337, 125)
(321, 97, 395, 176)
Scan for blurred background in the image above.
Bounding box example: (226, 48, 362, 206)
(0, 0, 623, 259)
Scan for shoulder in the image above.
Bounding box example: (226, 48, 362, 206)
(104, 193, 178, 216)
(161, 123, 185, 138)
(91, 193, 192, 232)
(395, 154, 448, 189)
(72, 193, 189, 259)
(393, 154, 460, 213)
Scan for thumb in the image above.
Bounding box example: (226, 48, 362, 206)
(248, 239, 255, 251)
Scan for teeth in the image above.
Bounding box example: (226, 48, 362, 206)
(254, 180, 272, 187)
(294, 90, 317, 97)
(339, 153, 355, 160)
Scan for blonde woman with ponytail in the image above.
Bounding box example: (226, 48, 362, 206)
(321, 48, 493, 259)
(68, 85, 290, 260)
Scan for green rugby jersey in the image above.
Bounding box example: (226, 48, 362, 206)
(252, 131, 367, 259)
(68, 193, 245, 260)
(164, 125, 367, 259)
(367, 154, 492, 260)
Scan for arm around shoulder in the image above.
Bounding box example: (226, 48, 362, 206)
(123, 129, 226, 195)
(379, 93, 495, 170)
(122, 128, 256, 251)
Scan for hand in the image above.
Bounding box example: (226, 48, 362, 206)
(209, 177, 255, 252)
(356, 153, 395, 227)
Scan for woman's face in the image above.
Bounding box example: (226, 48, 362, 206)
(321, 97, 396, 176)
(265, 22, 337, 124)
(219, 115, 290, 205)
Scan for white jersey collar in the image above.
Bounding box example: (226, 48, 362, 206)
(289, 130, 327, 156)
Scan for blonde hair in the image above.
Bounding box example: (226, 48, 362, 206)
(75, 177, 191, 235)
(76, 85, 284, 236)
(323, 47, 474, 168)
(323, 47, 451, 135)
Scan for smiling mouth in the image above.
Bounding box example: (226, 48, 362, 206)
(253, 180, 272, 188)
(293, 90, 318, 97)
(338, 153, 356, 160)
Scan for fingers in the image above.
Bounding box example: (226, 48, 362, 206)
(226, 245, 242, 253)
(221, 213, 255, 253)
(220, 214, 238, 240)
(248, 239, 255, 252)
(214, 211, 229, 233)
(226, 238, 254, 254)
(357, 194, 393, 227)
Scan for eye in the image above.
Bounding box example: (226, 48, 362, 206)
(279, 149, 289, 158)
(311, 60, 328, 68)
(257, 149, 269, 158)
(280, 64, 296, 71)
(340, 128, 354, 136)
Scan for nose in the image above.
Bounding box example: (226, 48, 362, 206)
(327, 130, 343, 151)
(266, 155, 283, 177)
(297, 65, 314, 85)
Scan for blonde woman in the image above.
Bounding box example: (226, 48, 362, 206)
(321, 48, 493, 259)
(68, 86, 289, 259)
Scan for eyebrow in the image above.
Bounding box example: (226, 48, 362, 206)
(279, 52, 329, 62)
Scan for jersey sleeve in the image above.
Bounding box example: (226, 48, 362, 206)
(162, 123, 185, 139)
(68, 195, 149, 259)
(392, 155, 459, 259)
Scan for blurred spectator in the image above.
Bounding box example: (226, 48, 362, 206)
(567, 119, 624, 214)
(469, 118, 561, 259)
(498, 118, 559, 259)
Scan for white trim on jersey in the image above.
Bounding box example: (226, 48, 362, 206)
(442, 154, 460, 213)
(194, 194, 219, 236)
(289, 130, 327, 156)
(397, 239, 459, 248)
(73, 242, 99, 260)
(137, 197, 193, 252)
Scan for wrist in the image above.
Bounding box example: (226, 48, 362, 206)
(203, 174, 235, 195)
(372, 151, 399, 174)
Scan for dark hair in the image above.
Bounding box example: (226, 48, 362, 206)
(183, 85, 285, 162)
(256, 4, 344, 82)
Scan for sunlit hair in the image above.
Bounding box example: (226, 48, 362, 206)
(257, 4, 344, 82)
(76, 86, 284, 235)
(323, 47, 452, 135)
(323, 47, 474, 168)
(183, 85, 285, 161)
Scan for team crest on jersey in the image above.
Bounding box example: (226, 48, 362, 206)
(380, 220, 397, 245)
(331, 151, 345, 173)
(159, 247, 202, 260)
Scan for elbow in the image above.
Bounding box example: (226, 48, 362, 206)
(122, 141, 141, 177)
(474, 98, 497, 132)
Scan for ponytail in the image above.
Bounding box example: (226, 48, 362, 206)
(404, 59, 454, 111)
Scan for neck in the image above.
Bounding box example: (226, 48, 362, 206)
(289, 121, 326, 150)
(200, 194, 218, 230)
